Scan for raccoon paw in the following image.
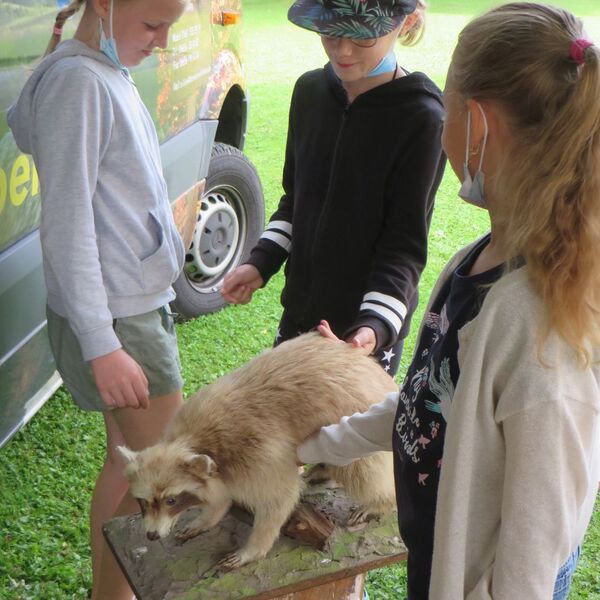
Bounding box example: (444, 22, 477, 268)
(303, 463, 343, 488)
(216, 551, 244, 572)
(303, 463, 328, 483)
(347, 507, 372, 527)
(174, 526, 204, 543)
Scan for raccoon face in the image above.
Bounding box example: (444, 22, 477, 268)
(137, 490, 202, 540)
(118, 444, 233, 540)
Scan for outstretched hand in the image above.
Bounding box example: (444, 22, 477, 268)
(221, 264, 264, 304)
(317, 320, 376, 354)
(345, 326, 376, 355)
(316, 319, 341, 341)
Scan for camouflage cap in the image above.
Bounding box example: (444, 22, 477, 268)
(288, 0, 418, 39)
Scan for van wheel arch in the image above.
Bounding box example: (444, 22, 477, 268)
(214, 85, 248, 151)
(170, 142, 264, 318)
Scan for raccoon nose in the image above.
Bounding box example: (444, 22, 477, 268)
(146, 531, 160, 541)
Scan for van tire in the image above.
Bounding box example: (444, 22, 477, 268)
(170, 143, 264, 318)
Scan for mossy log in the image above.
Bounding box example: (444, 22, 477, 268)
(103, 485, 407, 600)
(281, 501, 335, 550)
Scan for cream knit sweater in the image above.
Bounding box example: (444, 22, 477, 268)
(298, 243, 600, 599)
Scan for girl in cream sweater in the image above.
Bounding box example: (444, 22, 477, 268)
(298, 4, 600, 599)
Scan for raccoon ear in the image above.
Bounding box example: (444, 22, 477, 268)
(117, 446, 139, 465)
(188, 453, 217, 478)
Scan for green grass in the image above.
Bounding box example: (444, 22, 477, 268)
(1, 1, 599, 598)
(429, 0, 600, 16)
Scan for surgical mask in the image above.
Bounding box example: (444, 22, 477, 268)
(458, 102, 489, 209)
(99, 0, 129, 75)
(367, 49, 397, 78)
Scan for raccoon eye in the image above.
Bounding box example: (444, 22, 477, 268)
(165, 497, 177, 507)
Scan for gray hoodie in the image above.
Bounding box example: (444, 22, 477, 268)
(8, 39, 185, 361)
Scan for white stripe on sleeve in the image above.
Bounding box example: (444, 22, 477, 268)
(363, 291, 408, 319)
(266, 220, 292, 235)
(260, 230, 292, 252)
(359, 302, 402, 334)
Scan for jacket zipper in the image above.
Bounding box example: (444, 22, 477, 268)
(302, 104, 350, 322)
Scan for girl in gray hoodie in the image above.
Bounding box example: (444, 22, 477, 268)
(8, 0, 187, 598)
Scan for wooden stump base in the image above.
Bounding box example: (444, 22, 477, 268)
(103, 485, 406, 600)
(273, 573, 364, 600)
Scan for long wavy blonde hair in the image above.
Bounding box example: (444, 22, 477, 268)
(451, 2, 600, 366)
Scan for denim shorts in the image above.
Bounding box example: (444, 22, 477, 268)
(47, 305, 183, 411)
(553, 546, 581, 600)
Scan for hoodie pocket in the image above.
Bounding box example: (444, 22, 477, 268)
(140, 211, 180, 293)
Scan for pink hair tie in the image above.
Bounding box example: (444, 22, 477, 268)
(570, 38, 594, 65)
(54, 26, 63, 36)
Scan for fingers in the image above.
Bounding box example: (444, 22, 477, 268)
(119, 363, 149, 409)
(100, 389, 116, 409)
(108, 386, 143, 410)
(132, 372, 150, 410)
(237, 286, 254, 304)
(345, 327, 376, 354)
(98, 385, 125, 409)
(222, 284, 254, 305)
(349, 337, 375, 354)
(107, 386, 133, 410)
(221, 266, 263, 304)
(222, 268, 253, 293)
(91, 349, 149, 411)
(102, 377, 148, 411)
(317, 322, 375, 354)
(317, 320, 341, 342)
(221, 271, 241, 295)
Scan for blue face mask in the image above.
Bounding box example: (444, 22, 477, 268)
(458, 102, 489, 209)
(99, 0, 129, 74)
(366, 49, 397, 78)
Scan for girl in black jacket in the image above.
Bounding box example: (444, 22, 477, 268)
(222, 0, 445, 376)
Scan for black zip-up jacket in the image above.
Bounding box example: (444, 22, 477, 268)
(247, 63, 446, 352)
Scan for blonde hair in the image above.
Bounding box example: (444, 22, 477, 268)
(399, 0, 427, 47)
(43, 0, 87, 57)
(451, 2, 600, 366)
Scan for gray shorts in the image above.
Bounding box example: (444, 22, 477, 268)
(46, 305, 183, 412)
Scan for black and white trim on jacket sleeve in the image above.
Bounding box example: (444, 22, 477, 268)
(359, 291, 407, 337)
(259, 220, 292, 253)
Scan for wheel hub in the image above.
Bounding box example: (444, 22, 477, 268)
(186, 192, 240, 280)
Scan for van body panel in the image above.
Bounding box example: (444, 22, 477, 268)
(0, 230, 58, 446)
(161, 119, 217, 202)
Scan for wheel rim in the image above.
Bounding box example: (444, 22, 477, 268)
(184, 184, 246, 292)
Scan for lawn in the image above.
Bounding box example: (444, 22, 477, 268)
(1, 1, 599, 598)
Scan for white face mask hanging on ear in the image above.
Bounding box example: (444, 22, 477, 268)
(458, 102, 489, 209)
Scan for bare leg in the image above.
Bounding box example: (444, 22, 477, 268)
(90, 413, 129, 598)
(95, 389, 183, 600)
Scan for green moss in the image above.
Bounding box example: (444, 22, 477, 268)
(190, 572, 258, 599)
(167, 556, 203, 580)
(371, 520, 402, 540)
